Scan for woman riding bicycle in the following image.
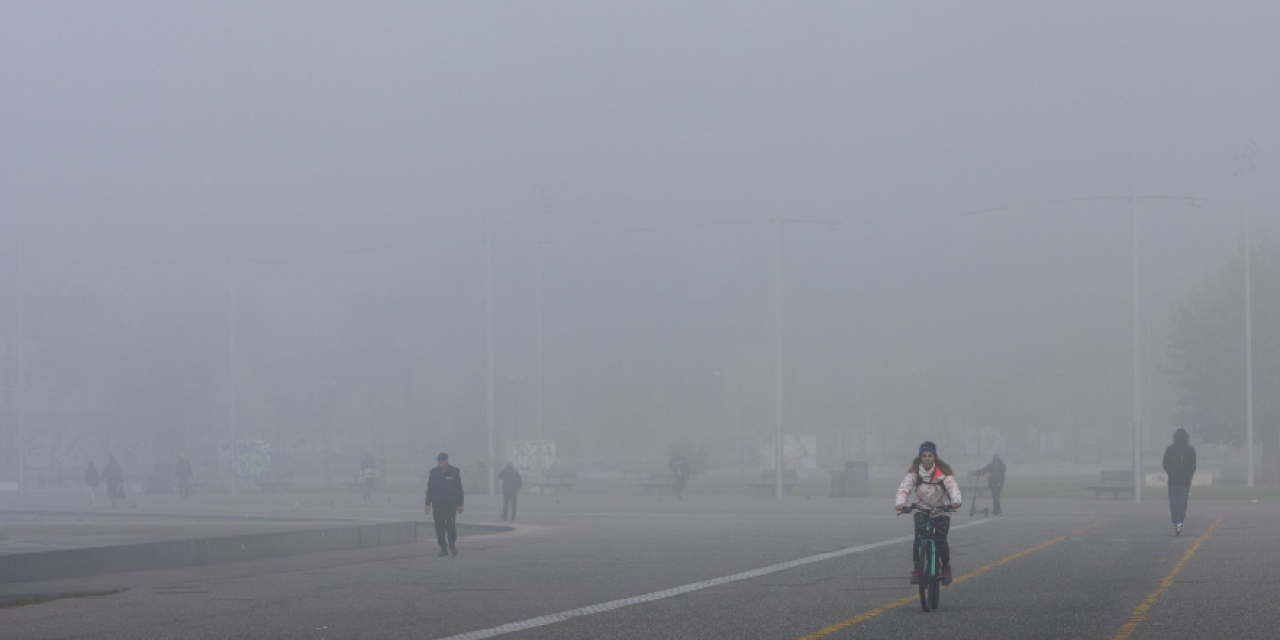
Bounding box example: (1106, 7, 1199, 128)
(895, 441, 962, 586)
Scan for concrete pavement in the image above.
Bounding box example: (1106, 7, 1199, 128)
(0, 491, 1271, 639)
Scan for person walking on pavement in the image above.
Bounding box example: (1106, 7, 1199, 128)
(360, 454, 377, 501)
(84, 460, 100, 507)
(1162, 428, 1197, 536)
(971, 454, 1006, 515)
(104, 455, 124, 508)
(425, 452, 464, 556)
(499, 462, 522, 522)
(175, 454, 194, 500)
(669, 452, 692, 501)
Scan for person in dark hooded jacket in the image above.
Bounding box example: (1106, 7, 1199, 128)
(425, 452, 464, 556)
(104, 456, 125, 508)
(972, 454, 1006, 515)
(1162, 428, 1197, 535)
(498, 462, 522, 521)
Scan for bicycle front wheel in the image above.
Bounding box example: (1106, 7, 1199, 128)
(918, 540, 933, 612)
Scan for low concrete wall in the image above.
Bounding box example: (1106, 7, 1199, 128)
(0, 521, 418, 585)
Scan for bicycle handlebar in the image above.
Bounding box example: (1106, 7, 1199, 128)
(896, 504, 959, 515)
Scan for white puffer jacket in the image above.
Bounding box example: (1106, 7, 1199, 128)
(895, 465, 962, 513)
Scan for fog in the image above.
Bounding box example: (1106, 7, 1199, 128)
(2, 2, 1277, 491)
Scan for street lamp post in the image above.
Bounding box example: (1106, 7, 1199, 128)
(630, 214, 837, 499)
(1130, 189, 1143, 502)
(969, 194, 1201, 503)
(509, 374, 526, 435)
(485, 216, 496, 497)
(772, 212, 784, 499)
(346, 227, 541, 498)
(1245, 208, 1254, 487)
(536, 241, 546, 447)
(227, 263, 239, 495)
(15, 241, 25, 492)
(1234, 140, 1259, 487)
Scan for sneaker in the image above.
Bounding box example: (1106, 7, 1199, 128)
(941, 565, 953, 586)
(1175, 523, 1183, 536)
(910, 570, 920, 585)
(449, 544, 458, 556)
(437, 548, 449, 557)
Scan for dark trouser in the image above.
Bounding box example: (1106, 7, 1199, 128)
(502, 492, 518, 520)
(1168, 485, 1190, 525)
(179, 479, 190, 500)
(363, 479, 374, 500)
(989, 481, 1002, 514)
(674, 477, 686, 500)
(433, 506, 458, 548)
(913, 512, 951, 567)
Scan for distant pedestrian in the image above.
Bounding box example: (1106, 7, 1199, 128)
(425, 452, 464, 556)
(1162, 428, 1197, 536)
(84, 461, 100, 507)
(175, 454, 194, 500)
(360, 454, 377, 501)
(669, 453, 691, 501)
(499, 462, 522, 522)
(971, 454, 1006, 515)
(104, 455, 125, 508)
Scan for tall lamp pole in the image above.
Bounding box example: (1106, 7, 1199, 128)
(1234, 139, 1259, 487)
(772, 212, 784, 499)
(630, 214, 837, 499)
(228, 263, 238, 495)
(486, 216, 496, 497)
(969, 194, 1202, 504)
(1245, 205, 1254, 487)
(15, 241, 25, 492)
(1130, 188, 1142, 502)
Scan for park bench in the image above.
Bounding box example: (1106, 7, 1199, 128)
(530, 468, 577, 494)
(748, 469, 798, 497)
(1088, 470, 1135, 499)
(638, 471, 677, 496)
(529, 480, 575, 494)
(345, 466, 382, 492)
(253, 479, 292, 492)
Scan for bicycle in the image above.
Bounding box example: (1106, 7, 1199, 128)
(898, 503, 956, 612)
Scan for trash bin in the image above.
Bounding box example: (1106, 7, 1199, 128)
(843, 461, 869, 498)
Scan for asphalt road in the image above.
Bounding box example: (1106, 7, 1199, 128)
(0, 492, 1272, 640)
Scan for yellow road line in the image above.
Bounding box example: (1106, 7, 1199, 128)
(795, 519, 1109, 640)
(1109, 515, 1223, 640)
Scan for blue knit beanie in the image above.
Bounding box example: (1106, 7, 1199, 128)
(918, 441, 937, 457)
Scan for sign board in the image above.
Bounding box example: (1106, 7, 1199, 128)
(760, 435, 818, 470)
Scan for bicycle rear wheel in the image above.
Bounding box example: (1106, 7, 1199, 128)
(918, 540, 933, 612)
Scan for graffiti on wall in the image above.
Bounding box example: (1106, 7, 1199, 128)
(219, 440, 272, 481)
(506, 440, 556, 476)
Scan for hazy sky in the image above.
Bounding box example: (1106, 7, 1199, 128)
(3, 2, 1278, 458)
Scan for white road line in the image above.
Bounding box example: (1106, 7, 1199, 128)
(434, 518, 997, 640)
